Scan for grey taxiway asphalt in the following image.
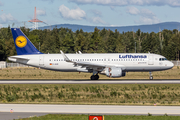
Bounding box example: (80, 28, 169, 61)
(1, 80, 180, 119)
(1, 80, 180, 84)
(1, 104, 180, 120)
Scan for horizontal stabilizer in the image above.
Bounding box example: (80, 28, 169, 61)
(8, 56, 30, 60)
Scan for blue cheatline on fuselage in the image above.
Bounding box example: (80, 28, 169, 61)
(11, 28, 43, 55)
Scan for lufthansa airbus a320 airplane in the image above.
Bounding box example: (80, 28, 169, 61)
(8, 28, 174, 80)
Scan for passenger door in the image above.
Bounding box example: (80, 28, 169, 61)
(148, 55, 154, 65)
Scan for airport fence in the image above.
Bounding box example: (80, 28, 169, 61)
(6, 63, 31, 68)
(0, 61, 6, 69)
(0, 61, 180, 69)
(171, 61, 180, 66)
(0, 62, 31, 69)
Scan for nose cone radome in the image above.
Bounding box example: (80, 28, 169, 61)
(169, 62, 174, 69)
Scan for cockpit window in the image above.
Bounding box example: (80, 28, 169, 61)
(159, 58, 167, 61)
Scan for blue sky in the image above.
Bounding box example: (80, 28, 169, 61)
(0, 0, 180, 28)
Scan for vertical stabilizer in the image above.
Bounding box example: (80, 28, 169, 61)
(11, 28, 42, 55)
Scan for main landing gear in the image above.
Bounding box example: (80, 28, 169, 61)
(149, 71, 153, 80)
(90, 74, 99, 80)
(90, 70, 99, 80)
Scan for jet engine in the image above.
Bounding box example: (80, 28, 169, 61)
(105, 67, 126, 78)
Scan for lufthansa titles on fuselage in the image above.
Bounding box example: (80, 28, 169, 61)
(119, 55, 147, 59)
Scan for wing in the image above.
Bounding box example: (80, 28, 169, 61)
(60, 50, 105, 71)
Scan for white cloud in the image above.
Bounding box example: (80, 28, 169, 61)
(90, 17, 107, 25)
(0, 24, 3, 28)
(126, 7, 160, 24)
(37, 9, 46, 16)
(167, 0, 180, 7)
(41, 0, 54, 2)
(140, 9, 155, 17)
(59, 4, 86, 20)
(0, 1, 3, 6)
(110, 24, 119, 27)
(126, 6, 139, 15)
(91, 9, 102, 17)
(110, 6, 116, 11)
(0, 13, 16, 23)
(68, 0, 129, 6)
(135, 16, 160, 24)
(68, 0, 180, 7)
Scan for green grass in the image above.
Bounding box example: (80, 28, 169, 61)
(16, 114, 180, 120)
(1, 84, 180, 105)
(0, 66, 179, 79)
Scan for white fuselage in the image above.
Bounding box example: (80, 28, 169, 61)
(8, 53, 174, 73)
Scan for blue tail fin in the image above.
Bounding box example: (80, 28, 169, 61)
(11, 28, 43, 55)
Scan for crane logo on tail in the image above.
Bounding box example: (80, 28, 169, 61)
(15, 36, 27, 48)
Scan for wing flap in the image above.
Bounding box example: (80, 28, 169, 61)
(76, 61, 105, 68)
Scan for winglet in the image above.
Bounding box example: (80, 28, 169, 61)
(78, 51, 82, 54)
(60, 50, 72, 62)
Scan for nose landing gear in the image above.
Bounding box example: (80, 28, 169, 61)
(149, 71, 153, 80)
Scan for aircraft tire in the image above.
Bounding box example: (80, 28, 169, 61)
(95, 75, 99, 80)
(149, 76, 153, 80)
(91, 75, 99, 80)
(90, 75, 95, 80)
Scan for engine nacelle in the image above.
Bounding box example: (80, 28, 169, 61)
(105, 67, 126, 78)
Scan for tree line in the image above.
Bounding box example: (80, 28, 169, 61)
(0, 26, 180, 61)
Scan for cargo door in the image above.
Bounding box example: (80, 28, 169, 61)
(39, 56, 44, 67)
